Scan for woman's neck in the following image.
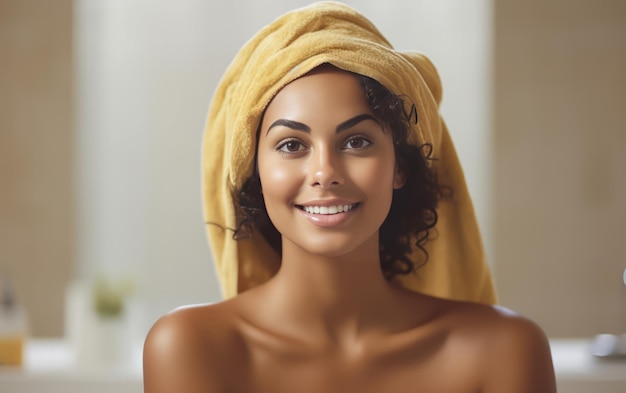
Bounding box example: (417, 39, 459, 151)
(256, 233, 409, 347)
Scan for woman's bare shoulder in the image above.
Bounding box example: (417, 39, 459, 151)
(143, 301, 240, 354)
(143, 300, 246, 393)
(431, 298, 557, 393)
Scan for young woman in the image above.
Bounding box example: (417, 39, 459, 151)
(144, 3, 556, 392)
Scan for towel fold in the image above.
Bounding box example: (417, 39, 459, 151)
(202, 1, 496, 303)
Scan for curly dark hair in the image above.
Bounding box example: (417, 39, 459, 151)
(234, 69, 444, 279)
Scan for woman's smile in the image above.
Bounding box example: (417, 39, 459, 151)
(298, 202, 359, 215)
(295, 201, 361, 228)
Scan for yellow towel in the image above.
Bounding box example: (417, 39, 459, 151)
(202, 1, 497, 304)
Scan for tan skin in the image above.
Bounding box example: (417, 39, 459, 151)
(143, 68, 556, 393)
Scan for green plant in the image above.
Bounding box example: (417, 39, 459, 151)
(92, 276, 135, 318)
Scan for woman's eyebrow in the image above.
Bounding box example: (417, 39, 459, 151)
(267, 114, 380, 135)
(335, 114, 380, 133)
(266, 119, 310, 135)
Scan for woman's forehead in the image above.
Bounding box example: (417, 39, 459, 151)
(261, 68, 372, 128)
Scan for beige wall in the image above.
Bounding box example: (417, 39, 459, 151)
(493, 0, 626, 337)
(0, 0, 73, 337)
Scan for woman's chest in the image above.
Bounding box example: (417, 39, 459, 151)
(231, 335, 483, 393)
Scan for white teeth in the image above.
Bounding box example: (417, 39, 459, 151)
(303, 204, 356, 215)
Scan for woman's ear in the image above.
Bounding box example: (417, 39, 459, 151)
(393, 165, 406, 190)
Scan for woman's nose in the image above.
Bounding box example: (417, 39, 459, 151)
(308, 147, 344, 189)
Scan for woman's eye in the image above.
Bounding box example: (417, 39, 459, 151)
(343, 136, 371, 150)
(277, 140, 305, 153)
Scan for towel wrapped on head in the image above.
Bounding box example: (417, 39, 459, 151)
(202, 1, 496, 303)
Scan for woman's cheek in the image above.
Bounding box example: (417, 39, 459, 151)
(354, 156, 396, 188)
(261, 158, 289, 183)
(259, 159, 301, 204)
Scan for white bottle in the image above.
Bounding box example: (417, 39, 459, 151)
(0, 277, 28, 366)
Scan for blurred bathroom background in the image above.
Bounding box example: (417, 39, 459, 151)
(1, 0, 625, 391)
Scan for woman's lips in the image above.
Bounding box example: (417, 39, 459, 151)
(295, 203, 360, 227)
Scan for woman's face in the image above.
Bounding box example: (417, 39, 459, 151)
(257, 68, 404, 258)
